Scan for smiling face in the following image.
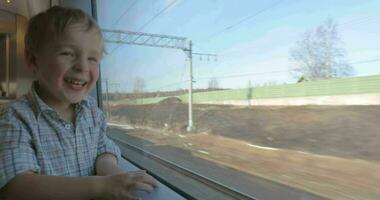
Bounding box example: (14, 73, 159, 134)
(26, 23, 103, 110)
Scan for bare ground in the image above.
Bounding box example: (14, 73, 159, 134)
(108, 102, 380, 199)
(110, 103, 380, 161)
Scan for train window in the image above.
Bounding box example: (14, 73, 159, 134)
(97, 0, 380, 199)
(0, 33, 9, 98)
(0, 8, 15, 100)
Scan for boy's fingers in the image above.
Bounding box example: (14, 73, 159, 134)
(129, 182, 155, 193)
(132, 173, 159, 188)
(143, 175, 159, 188)
(127, 194, 141, 200)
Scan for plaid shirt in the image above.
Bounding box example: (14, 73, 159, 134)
(0, 85, 121, 189)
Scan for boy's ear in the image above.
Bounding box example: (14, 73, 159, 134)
(24, 49, 38, 72)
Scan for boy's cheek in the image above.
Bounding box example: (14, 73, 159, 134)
(43, 61, 67, 74)
(93, 66, 100, 80)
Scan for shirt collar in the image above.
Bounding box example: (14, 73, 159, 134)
(27, 81, 90, 119)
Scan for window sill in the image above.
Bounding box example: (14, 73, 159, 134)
(112, 133, 255, 200)
(118, 158, 187, 200)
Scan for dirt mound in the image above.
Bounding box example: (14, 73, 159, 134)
(157, 97, 182, 105)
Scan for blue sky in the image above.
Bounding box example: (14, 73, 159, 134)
(97, 0, 380, 92)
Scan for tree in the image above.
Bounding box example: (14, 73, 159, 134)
(290, 18, 354, 81)
(133, 77, 146, 93)
(208, 77, 219, 89)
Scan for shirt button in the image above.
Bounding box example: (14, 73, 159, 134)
(65, 124, 71, 129)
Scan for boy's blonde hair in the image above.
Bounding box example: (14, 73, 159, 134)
(25, 6, 104, 53)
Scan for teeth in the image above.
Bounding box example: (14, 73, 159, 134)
(65, 78, 86, 86)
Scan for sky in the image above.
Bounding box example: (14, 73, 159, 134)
(97, 0, 380, 93)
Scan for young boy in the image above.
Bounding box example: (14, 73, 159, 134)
(0, 6, 157, 200)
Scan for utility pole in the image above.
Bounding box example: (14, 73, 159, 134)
(187, 41, 194, 132)
(104, 79, 110, 119)
(102, 78, 120, 120)
(103, 29, 216, 132)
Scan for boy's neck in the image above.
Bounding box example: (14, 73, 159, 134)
(35, 84, 76, 123)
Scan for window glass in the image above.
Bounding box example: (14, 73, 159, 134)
(97, 1, 380, 199)
(0, 34, 6, 94)
(0, 34, 9, 98)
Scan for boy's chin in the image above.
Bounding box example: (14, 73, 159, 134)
(67, 95, 87, 104)
(71, 99, 83, 104)
(64, 88, 92, 103)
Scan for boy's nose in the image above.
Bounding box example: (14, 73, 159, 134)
(73, 57, 90, 72)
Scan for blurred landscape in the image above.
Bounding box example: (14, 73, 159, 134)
(108, 102, 380, 200)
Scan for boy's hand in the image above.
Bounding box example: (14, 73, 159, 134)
(99, 170, 159, 200)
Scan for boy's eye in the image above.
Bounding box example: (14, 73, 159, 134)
(60, 51, 75, 57)
(89, 57, 99, 63)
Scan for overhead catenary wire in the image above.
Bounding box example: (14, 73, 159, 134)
(137, 0, 178, 32)
(194, 58, 380, 81)
(206, 0, 283, 40)
(109, 0, 179, 54)
(196, 69, 295, 81)
(148, 68, 297, 91)
(110, 0, 138, 28)
(120, 57, 380, 93)
(102, 2, 380, 92)
(339, 18, 380, 30)
(349, 58, 380, 65)
(339, 12, 380, 28)
(101, 2, 138, 96)
(103, 0, 138, 53)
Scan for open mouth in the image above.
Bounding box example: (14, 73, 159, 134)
(64, 78, 88, 88)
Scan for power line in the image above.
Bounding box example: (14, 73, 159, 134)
(206, 0, 283, 40)
(349, 58, 380, 65)
(108, 0, 179, 54)
(104, 1, 138, 55)
(196, 69, 295, 81)
(192, 43, 213, 56)
(121, 57, 380, 92)
(144, 66, 187, 84)
(339, 15, 380, 29)
(339, 12, 380, 27)
(147, 69, 290, 91)
(195, 58, 380, 81)
(137, 0, 178, 32)
(110, 0, 138, 28)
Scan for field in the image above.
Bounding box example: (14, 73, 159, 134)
(108, 102, 380, 199)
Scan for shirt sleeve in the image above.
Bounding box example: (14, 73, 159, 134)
(96, 113, 121, 163)
(0, 110, 40, 189)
